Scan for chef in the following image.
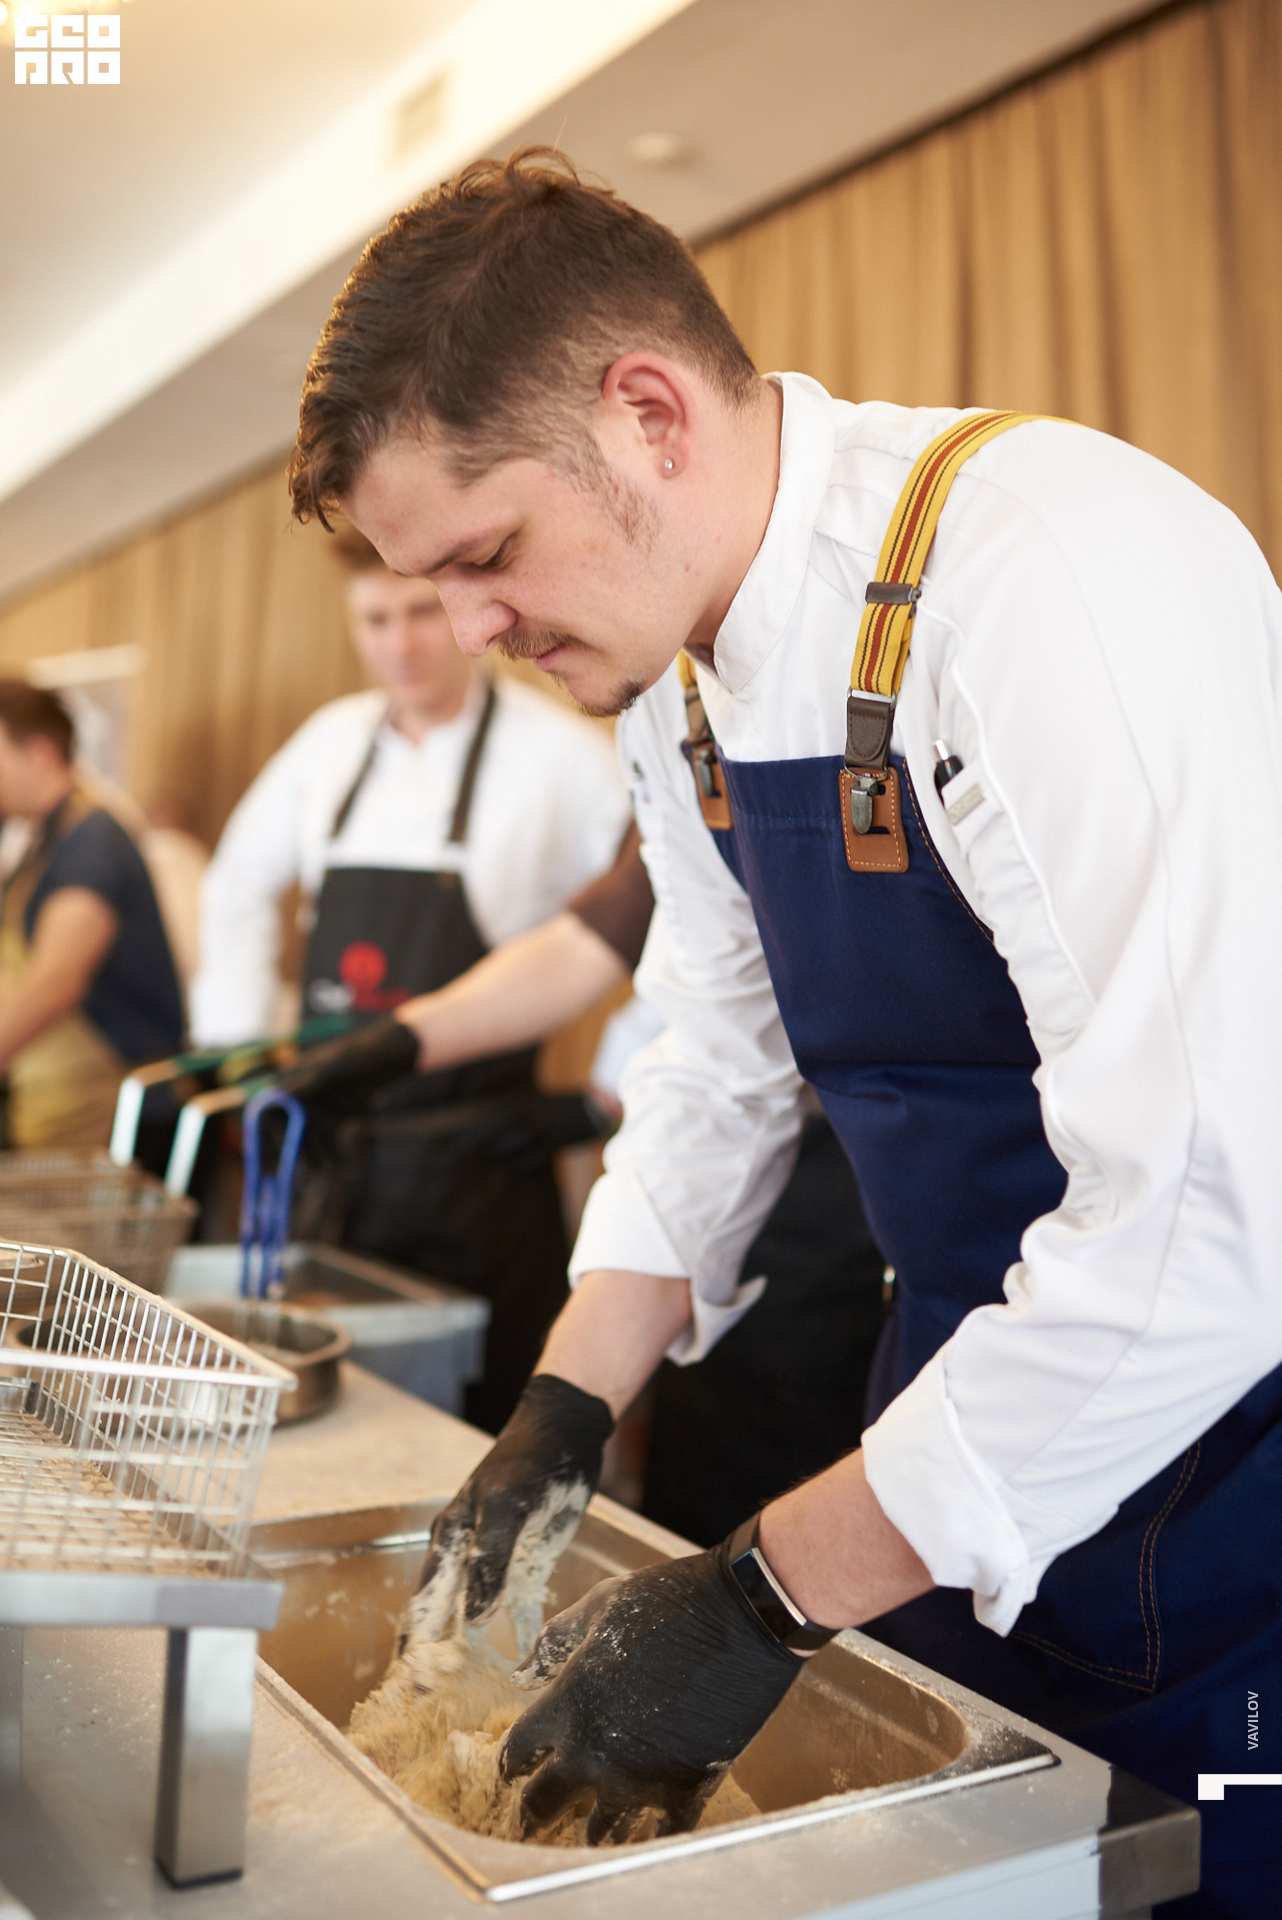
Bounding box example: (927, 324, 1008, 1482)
(191, 527, 630, 1430)
(287, 155, 1280, 1914)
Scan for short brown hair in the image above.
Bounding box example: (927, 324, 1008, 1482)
(289, 149, 757, 525)
(0, 681, 74, 762)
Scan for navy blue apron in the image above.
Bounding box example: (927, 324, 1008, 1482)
(710, 744, 1281, 1920)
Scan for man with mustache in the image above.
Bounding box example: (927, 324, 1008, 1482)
(287, 153, 1280, 1916)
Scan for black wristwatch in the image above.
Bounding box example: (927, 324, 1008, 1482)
(725, 1515, 840, 1658)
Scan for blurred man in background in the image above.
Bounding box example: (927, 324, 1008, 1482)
(192, 530, 630, 1429)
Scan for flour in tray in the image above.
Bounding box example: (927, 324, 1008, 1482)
(348, 1635, 758, 1847)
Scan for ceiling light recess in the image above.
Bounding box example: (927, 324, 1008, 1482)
(625, 130, 693, 167)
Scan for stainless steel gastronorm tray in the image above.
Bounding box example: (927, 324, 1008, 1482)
(250, 1499, 1056, 1902)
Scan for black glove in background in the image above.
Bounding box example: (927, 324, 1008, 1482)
(272, 1015, 420, 1117)
(500, 1534, 806, 1844)
(401, 1374, 614, 1658)
(261, 1016, 419, 1168)
(463, 1092, 612, 1174)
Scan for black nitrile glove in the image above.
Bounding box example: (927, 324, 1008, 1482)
(400, 1374, 614, 1659)
(499, 1533, 806, 1844)
(273, 1016, 419, 1119)
(463, 1092, 612, 1174)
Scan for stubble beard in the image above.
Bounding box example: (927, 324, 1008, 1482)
(496, 629, 645, 718)
(494, 456, 657, 718)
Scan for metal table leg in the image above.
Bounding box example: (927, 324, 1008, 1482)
(155, 1626, 258, 1886)
(0, 1628, 20, 1781)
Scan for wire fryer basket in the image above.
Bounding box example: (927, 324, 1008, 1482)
(0, 1241, 294, 1581)
(0, 1152, 197, 1294)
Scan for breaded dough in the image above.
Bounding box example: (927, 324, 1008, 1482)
(348, 1636, 758, 1847)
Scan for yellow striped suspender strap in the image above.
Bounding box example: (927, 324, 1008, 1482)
(840, 409, 1043, 873)
(678, 648, 733, 830)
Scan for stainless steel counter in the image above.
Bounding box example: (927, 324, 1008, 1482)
(0, 1364, 1196, 1920)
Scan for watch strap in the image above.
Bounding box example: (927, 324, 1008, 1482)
(725, 1515, 839, 1658)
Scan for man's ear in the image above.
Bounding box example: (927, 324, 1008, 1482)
(599, 354, 694, 477)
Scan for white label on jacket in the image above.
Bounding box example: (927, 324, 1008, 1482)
(946, 782, 986, 826)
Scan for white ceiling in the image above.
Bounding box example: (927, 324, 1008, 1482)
(0, 0, 1154, 609)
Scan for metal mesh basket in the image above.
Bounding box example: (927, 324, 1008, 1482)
(0, 1241, 293, 1580)
(0, 1151, 196, 1294)
(0, 1149, 114, 1177)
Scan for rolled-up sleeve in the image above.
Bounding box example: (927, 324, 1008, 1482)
(865, 441, 1282, 1631)
(569, 670, 805, 1361)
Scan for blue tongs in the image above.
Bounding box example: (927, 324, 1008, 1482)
(239, 1088, 307, 1301)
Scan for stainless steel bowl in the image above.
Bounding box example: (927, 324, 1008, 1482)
(179, 1299, 351, 1424)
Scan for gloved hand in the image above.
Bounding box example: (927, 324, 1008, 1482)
(401, 1374, 614, 1659)
(272, 1015, 420, 1117)
(499, 1533, 806, 1844)
(463, 1092, 614, 1174)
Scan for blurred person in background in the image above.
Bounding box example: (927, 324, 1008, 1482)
(0, 681, 183, 1148)
(191, 529, 630, 1430)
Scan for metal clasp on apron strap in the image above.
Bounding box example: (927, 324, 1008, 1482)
(678, 652, 733, 831)
(840, 685, 906, 871)
(840, 409, 1045, 874)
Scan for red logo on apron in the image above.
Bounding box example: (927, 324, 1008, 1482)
(337, 941, 408, 1011)
(339, 942, 387, 991)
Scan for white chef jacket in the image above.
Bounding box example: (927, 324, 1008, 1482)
(191, 674, 630, 1045)
(570, 371, 1282, 1634)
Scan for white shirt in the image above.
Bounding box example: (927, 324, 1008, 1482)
(571, 371, 1282, 1635)
(191, 674, 630, 1045)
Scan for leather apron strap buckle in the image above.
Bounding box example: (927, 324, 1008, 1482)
(840, 691, 908, 870)
(839, 767, 908, 872)
(679, 652, 733, 831)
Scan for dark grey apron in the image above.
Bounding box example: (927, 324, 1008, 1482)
(300, 685, 569, 1432)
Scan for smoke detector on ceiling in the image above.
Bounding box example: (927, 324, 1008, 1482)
(625, 131, 694, 168)
(394, 69, 450, 161)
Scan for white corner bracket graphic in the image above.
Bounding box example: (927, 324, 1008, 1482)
(1197, 1774, 1282, 1800)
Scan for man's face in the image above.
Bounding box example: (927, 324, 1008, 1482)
(344, 437, 695, 719)
(344, 567, 472, 719)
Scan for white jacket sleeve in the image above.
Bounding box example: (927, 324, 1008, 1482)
(865, 432, 1282, 1632)
(188, 731, 315, 1045)
(569, 670, 806, 1361)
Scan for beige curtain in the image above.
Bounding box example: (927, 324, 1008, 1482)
(1, 0, 1278, 852)
(697, 0, 1282, 576)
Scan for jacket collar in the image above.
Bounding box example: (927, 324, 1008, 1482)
(710, 372, 837, 697)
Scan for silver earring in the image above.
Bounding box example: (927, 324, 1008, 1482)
(664, 457, 675, 473)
